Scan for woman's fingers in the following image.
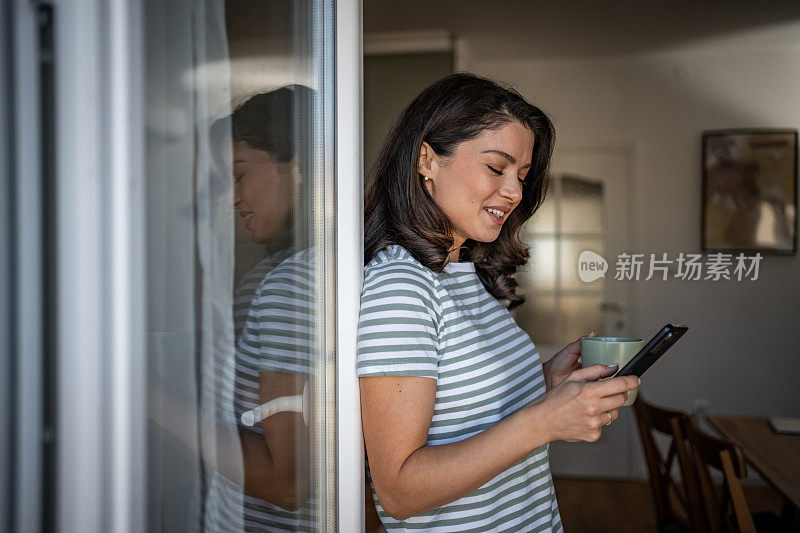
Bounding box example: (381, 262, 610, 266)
(596, 393, 628, 413)
(586, 374, 639, 398)
(580, 393, 626, 420)
(591, 408, 619, 429)
(568, 363, 619, 382)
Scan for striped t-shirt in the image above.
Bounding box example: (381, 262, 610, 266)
(357, 245, 562, 533)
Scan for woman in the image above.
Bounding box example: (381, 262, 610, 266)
(358, 73, 639, 532)
(208, 86, 317, 531)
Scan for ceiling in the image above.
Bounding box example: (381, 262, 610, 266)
(364, 0, 800, 60)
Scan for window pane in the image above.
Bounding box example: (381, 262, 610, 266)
(527, 195, 557, 233)
(520, 235, 557, 290)
(560, 237, 605, 292)
(560, 175, 603, 235)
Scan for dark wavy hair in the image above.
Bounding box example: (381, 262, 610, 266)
(210, 85, 314, 249)
(211, 84, 313, 185)
(365, 73, 555, 309)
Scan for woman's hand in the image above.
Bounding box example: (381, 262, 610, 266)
(537, 363, 640, 443)
(543, 331, 596, 390)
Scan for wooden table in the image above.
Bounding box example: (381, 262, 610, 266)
(707, 416, 800, 510)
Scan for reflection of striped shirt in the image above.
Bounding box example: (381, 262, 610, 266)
(234, 248, 315, 431)
(226, 248, 316, 532)
(357, 245, 562, 533)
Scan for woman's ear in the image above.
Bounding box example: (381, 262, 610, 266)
(417, 141, 435, 180)
(418, 142, 436, 195)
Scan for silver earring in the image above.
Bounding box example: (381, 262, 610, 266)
(423, 176, 430, 181)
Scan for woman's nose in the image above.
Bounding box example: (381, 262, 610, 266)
(499, 175, 523, 203)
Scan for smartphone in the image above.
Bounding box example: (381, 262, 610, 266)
(615, 323, 689, 378)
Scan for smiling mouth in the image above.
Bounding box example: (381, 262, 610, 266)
(484, 207, 507, 225)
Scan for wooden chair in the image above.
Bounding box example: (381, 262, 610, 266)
(634, 396, 706, 532)
(686, 416, 788, 533)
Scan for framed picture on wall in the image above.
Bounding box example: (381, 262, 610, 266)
(702, 129, 798, 255)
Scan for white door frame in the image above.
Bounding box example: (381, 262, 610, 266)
(336, 0, 366, 531)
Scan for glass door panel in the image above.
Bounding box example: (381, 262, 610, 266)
(143, 1, 335, 531)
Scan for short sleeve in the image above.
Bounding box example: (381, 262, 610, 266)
(357, 263, 440, 379)
(236, 251, 315, 375)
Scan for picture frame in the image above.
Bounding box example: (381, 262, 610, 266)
(702, 129, 798, 255)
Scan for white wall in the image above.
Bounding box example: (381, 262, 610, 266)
(466, 24, 800, 475)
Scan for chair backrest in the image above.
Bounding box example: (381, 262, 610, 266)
(633, 395, 706, 532)
(686, 416, 757, 533)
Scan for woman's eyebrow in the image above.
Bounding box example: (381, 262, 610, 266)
(481, 149, 531, 169)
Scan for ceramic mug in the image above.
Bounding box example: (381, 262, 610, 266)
(580, 336, 643, 406)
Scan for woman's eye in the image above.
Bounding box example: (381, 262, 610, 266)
(518, 177, 527, 185)
(487, 165, 503, 175)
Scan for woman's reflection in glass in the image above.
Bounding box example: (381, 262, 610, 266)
(213, 85, 315, 531)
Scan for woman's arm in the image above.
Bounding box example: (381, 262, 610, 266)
(360, 364, 638, 520)
(240, 371, 309, 510)
(361, 375, 551, 520)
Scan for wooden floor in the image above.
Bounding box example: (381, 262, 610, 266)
(366, 476, 786, 532)
(553, 477, 785, 532)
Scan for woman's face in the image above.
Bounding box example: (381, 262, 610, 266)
(419, 121, 535, 249)
(233, 140, 295, 244)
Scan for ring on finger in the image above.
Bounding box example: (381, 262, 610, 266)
(605, 412, 613, 426)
